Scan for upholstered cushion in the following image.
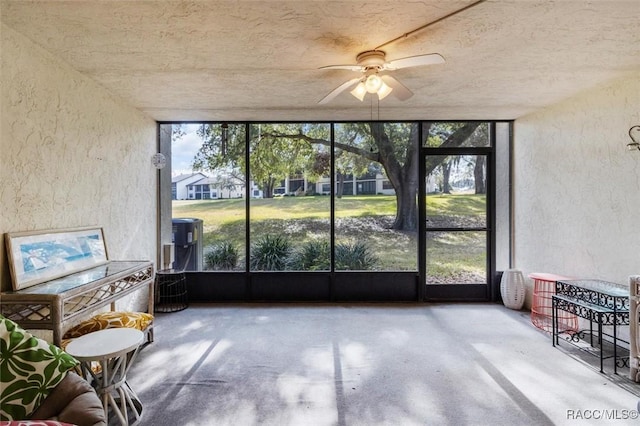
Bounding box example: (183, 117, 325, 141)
(28, 372, 105, 426)
(62, 312, 153, 339)
(0, 316, 79, 421)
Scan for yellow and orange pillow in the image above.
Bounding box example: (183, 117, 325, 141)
(63, 312, 153, 339)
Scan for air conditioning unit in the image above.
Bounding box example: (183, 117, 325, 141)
(171, 218, 203, 271)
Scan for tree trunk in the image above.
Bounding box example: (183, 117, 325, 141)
(336, 172, 344, 198)
(474, 156, 486, 194)
(442, 162, 452, 194)
(378, 122, 481, 231)
(370, 123, 419, 231)
(392, 180, 418, 230)
(262, 178, 275, 198)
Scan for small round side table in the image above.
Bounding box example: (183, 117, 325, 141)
(65, 328, 144, 426)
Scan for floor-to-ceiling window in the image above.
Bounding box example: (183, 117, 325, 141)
(170, 123, 247, 272)
(248, 123, 331, 272)
(159, 120, 511, 302)
(334, 122, 418, 272)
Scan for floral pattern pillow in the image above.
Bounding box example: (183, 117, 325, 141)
(0, 316, 78, 421)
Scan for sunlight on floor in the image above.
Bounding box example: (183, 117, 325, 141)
(134, 338, 233, 393)
(472, 341, 640, 424)
(275, 344, 337, 426)
(128, 305, 640, 425)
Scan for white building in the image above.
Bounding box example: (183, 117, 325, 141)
(184, 175, 263, 200)
(275, 172, 434, 196)
(171, 173, 207, 200)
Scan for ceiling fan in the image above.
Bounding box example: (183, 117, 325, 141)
(316, 0, 487, 105)
(318, 49, 445, 104)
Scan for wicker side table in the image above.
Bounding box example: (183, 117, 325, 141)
(154, 269, 188, 313)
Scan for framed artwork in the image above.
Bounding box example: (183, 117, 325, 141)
(5, 227, 109, 291)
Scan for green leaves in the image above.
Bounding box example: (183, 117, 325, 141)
(204, 241, 239, 270)
(250, 234, 293, 271)
(335, 241, 378, 271)
(247, 236, 378, 271)
(290, 240, 330, 271)
(0, 315, 78, 420)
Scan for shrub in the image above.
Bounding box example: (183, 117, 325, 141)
(291, 240, 330, 271)
(250, 234, 292, 271)
(204, 242, 239, 270)
(335, 241, 378, 270)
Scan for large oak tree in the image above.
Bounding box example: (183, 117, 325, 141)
(189, 122, 482, 231)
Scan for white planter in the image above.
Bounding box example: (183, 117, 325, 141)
(501, 269, 526, 310)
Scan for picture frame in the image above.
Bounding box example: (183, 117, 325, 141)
(5, 226, 109, 291)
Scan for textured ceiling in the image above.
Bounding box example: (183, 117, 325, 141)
(2, 0, 639, 121)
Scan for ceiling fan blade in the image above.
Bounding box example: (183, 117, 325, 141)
(385, 53, 445, 70)
(380, 75, 414, 101)
(319, 64, 363, 72)
(318, 78, 362, 104)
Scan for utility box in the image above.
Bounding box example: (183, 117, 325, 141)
(172, 218, 203, 271)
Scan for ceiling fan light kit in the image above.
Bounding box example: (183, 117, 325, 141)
(364, 74, 383, 93)
(374, 80, 393, 100)
(350, 82, 367, 101)
(318, 49, 445, 105)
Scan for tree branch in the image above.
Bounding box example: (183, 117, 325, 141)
(424, 122, 482, 175)
(263, 131, 380, 162)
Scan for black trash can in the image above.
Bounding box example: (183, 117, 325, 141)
(154, 269, 188, 313)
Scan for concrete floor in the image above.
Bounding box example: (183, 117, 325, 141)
(128, 304, 640, 426)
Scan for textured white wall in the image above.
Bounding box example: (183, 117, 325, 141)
(513, 74, 640, 307)
(0, 24, 157, 312)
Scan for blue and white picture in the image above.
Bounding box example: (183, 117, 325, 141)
(6, 227, 108, 290)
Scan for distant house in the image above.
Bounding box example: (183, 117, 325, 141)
(176, 171, 433, 200)
(172, 173, 207, 200)
(274, 172, 423, 196)
(314, 172, 396, 196)
(186, 176, 217, 200)
(184, 175, 263, 200)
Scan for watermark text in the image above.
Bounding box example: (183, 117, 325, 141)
(567, 409, 639, 420)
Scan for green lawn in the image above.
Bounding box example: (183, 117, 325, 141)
(173, 194, 486, 278)
(174, 194, 485, 224)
